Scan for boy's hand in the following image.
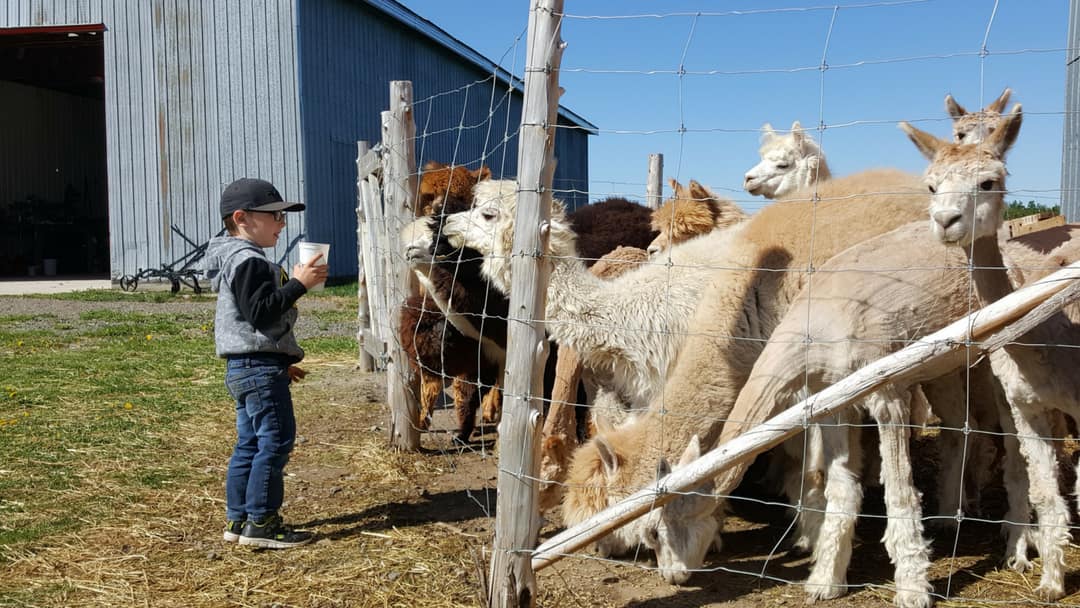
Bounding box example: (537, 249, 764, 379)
(293, 254, 329, 290)
(288, 365, 308, 383)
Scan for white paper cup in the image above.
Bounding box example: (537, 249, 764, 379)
(298, 241, 330, 291)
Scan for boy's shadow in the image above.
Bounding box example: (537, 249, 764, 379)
(300, 488, 495, 541)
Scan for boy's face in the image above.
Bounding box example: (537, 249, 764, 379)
(232, 209, 286, 248)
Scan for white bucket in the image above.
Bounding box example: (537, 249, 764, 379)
(297, 241, 330, 291)
(43, 259, 58, 276)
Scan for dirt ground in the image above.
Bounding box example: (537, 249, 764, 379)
(310, 368, 1080, 607)
(7, 293, 1080, 607)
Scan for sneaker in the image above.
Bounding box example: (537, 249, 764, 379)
(223, 519, 245, 542)
(238, 514, 313, 549)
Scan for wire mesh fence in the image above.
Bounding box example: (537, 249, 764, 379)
(359, 1, 1080, 605)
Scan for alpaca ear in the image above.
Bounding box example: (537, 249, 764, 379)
(678, 434, 703, 467)
(987, 103, 1023, 157)
(668, 177, 681, 195)
(473, 166, 492, 182)
(988, 87, 1012, 114)
(760, 122, 777, 143)
(688, 180, 709, 201)
(899, 121, 945, 161)
(593, 413, 615, 436)
(423, 160, 446, 171)
(596, 436, 621, 479)
(656, 456, 671, 479)
(944, 94, 967, 118)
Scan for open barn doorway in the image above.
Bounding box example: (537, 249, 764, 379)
(0, 25, 108, 279)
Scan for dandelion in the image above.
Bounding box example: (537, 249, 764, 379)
(16, 341, 23, 347)
(124, 402, 134, 410)
(146, 334, 153, 341)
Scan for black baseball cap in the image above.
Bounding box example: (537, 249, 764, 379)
(220, 177, 306, 218)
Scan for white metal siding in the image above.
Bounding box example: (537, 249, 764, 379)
(2, 0, 305, 279)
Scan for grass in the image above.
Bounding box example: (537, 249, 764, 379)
(0, 290, 362, 586)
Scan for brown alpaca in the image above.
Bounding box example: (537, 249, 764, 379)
(647, 179, 748, 254)
(417, 161, 491, 216)
(568, 197, 658, 265)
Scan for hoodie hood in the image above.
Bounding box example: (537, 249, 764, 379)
(203, 235, 264, 292)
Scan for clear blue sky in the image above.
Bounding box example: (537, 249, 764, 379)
(399, 1, 1069, 213)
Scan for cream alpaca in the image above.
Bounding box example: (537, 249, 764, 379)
(904, 105, 1080, 602)
(743, 120, 832, 199)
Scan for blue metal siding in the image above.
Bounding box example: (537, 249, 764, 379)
(297, 0, 591, 276)
(1062, 0, 1080, 222)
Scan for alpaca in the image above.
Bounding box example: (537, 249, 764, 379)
(539, 184, 742, 514)
(945, 87, 1012, 144)
(416, 161, 491, 216)
(550, 168, 934, 582)
(567, 197, 658, 265)
(743, 120, 832, 199)
(538, 244, 652, 514)
(904, 105, 1080, 601)
(712, 221, 1037, 607)
(647, 178, 748, 255)
(399, 207, 509, 442)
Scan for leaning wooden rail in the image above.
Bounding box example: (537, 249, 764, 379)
(532, 260, 1080, 571)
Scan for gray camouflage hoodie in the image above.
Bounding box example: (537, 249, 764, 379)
(202, 235, 306, 362)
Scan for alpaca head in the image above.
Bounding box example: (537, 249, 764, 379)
(401, 216, 436, 265)
(743, 120, 829, 199)
(561, 427, 717, 582)
(945, 87, 1012, 144)
(417, 161, 491, 216)
(647, 179, 747, 256)
(900, 104, 1022, 247)
(642, 435, 719, 585)
(442, 179, 575, 294)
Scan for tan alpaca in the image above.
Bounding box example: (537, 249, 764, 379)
(945, 87, 1012, 144)
(903, 105, 1080, 602)
(560, 168, 932, 583)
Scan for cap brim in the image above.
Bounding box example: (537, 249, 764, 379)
(249, 201, 306, 213)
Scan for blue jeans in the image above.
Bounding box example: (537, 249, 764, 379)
(224, 355, 296, 522)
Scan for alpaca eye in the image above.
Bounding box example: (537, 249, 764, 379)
(980, 180, 994, 191)
(481, 210, 497, 221)
(956, 132, 966, 141)
(928, 185, 936, 194)
(776, 163, 791, 169)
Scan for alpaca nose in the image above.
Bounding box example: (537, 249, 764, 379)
(743, 174, 752, 186)
(647, 243, 661, 257)
(933, 210, 962, 231)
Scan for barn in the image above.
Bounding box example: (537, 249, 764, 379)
(0, 0, 595, 281)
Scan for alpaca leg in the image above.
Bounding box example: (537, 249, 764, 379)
(480, 382, 502, 424)
(1009, 404, 1069, 600)
(921, 373, 968, 525)
(993, 393, 1033, 571)
(806, 411, 863, 603)
(868, 388, 933, 608)
(451, 375, 479, 443)
(782, 424, 826, 555)
(417, 371, 444, 430)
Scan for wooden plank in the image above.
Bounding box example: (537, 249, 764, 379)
(355, 140, 376, 373)
(646, 153, 663, 210)
(1009, 214, 1066, 239)
(357, 147, 381, 180)
(383, 82, 422, 451)
(531, 260, 1080, 571)
(488, 2, 564, 606)
(362, 328, 386, 359)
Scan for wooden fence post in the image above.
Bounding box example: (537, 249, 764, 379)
(382, 81, 421, 451)
(355, 140, 376, 373)
(646, 153, 663, 210)
(488, 1, 564, 606)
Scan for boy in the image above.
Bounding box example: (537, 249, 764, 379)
(202, 177, 329, 549)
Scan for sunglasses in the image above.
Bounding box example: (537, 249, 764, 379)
(249, 210, 287, 222)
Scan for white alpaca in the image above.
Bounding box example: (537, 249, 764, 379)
(444, 179, 742, 414)
(903, 105, 1080, 601)
(743, 120, 832, 199)
(559, 169, 933, 582)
